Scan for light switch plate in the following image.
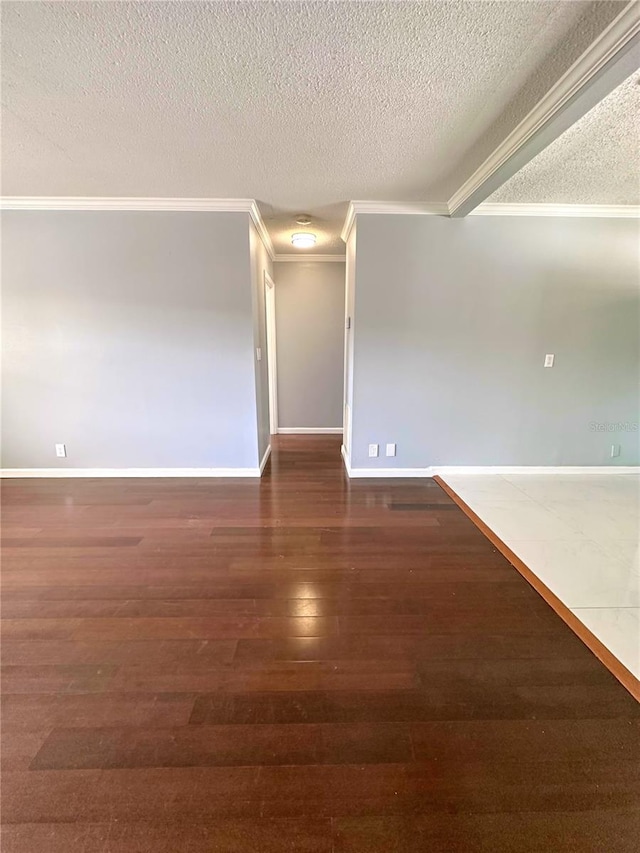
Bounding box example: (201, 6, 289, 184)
(544, 354, 554, 368)
(385, 443, 396, 457)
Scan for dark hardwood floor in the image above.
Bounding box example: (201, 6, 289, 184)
(1, 436, 639, 852)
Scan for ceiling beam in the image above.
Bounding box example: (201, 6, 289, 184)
(448, 1, 640, 217)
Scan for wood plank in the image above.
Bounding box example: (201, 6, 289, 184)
(1, 436, 638, 852)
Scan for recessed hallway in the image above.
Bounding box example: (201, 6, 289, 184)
(1, 437, 639, 851)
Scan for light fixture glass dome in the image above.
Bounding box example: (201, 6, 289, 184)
(291, 232, 316, 249)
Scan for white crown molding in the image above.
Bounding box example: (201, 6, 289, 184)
(341, 200, 449, 242)
(249, 201, 275, 260)
(448, 1, 640, 216)
(350, 201, 449, 215)
(278, 427, 343, 434)
(1, 195, 277, 259)
(341, 203, 357, 243)
(8, 197, 635, 222)
(471, 203, 640, 218)
(0, 197, 258, 212)
(274, 254, 346, 263)
(0, 467, 263, 478)
(259, 444, 272, 475)
(340, 200, 640, 235)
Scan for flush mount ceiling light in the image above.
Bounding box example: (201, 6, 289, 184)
(291, 232, 316, 249)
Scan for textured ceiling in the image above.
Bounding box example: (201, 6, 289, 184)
(489, 71, 640, 206)
(1, 1, 627, 253)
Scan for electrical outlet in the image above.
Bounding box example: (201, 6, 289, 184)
(256, 348, 262, 361)
(611, 444, 621, 458)
(544, 354, 555, 368)
(368, 443, 379, 458)
(385, 443, 396, 457)
(55, 443, 67, 458)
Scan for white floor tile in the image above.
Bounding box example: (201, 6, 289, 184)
(545, 500, 640, 541)
(440, 470, 640, 678)
(596, 538, 640, 572)
(441, 475, 531, 504)
(466, 499, 584, 542)
(503, 472, 637, 501)
(509, 539, 640, 608)
(571, 607, 640, 679)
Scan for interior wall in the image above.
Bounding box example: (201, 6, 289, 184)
(273, 260, 345, 430)
(350, 214, 640, 469)
(1, 210, 261, 470)
(343, 228, 357, 456)
(249, 221, 273, 463)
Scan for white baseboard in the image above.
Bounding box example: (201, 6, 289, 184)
(340, 459, 640, 479)
(348, 467, 434, 478)
(341, 444, 352, 475)
(0, 467, 262, 478)
(277, 427, 343, 434)
(6, 460, 634, 481)
(259, 445, 272, 475)
(341, 447, 432, 478)
(433, 466, 640, 475)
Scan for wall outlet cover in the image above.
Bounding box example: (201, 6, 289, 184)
(368, 443, 379, 458)
(385, 443, 396, 457)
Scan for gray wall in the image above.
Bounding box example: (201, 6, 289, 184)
(351, 214, 640, 468)
(273, 261, 345, 429)
(344, 229, 357, 455)
(249, 221, 273, 461)
(1, 210, 262, 469)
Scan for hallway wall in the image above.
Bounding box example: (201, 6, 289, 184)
(249, 221, 274, 462)
(273, 260, 345, 430)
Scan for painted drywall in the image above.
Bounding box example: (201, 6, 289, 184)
(1, 210, 261, 470)
(273, 261, 345, 429)
(350, 214, 640, 468)
(343, 229, 357, 456)
(249, 220, 273, 462)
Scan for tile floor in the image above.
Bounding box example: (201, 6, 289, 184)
(439, 472, 640, 678)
